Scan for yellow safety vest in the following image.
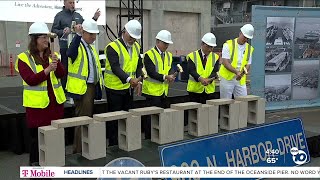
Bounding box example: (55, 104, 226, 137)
(15, 51, 66, 108)
(104, 39, 140, 90)
(142, 48, 172, 96)
(219, 38, 254, 85)
(187, 51, 219, 94)
(66, 43, 103, 95)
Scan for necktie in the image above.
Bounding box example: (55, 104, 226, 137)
(203, 54, 207, 67)
(88, 45, 98, 84)
(161, 52, 165, 61)
(127, 46, 132, 58)
(161, 52, 165, 70)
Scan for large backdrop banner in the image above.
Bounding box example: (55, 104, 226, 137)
(0, 1, 106, 25)
(251, 5, 320, 110)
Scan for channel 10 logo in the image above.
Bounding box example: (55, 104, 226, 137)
(290, 147, 307, 165)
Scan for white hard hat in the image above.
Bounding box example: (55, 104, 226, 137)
(201, 33, 217, 47)
(124, 19, 142, 39)
(240, 24, 254, 39)
(82, 19, 99, 34)
(29, 22, 49, 35)
(156, 30, 173, 44)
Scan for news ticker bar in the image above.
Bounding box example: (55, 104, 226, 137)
(20, 166, 320, 178)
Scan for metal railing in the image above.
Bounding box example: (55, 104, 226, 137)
(213, 7, 252, 24)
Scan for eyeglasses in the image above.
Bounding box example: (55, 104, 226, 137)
(205, 44, 214, 49)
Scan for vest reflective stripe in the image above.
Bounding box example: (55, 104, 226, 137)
(187, 51, 217, 94)
(104, 41, 139, 74)
(144, 49, 170, 83)
(106, 40, 139, 70)
(68, 47, 87, 80)
(27, 54, 37, 72)
(104, 39, 140, 90)
(66, 43, 103, 95)
(53, 83, 62, 89)
(23, 81, 62, 90)
(152, 50, 159, 72)
(142, 48, 172, 96)
(230, 39, 251, 67)
(115, 40, 124, 68)
(23, 85, 46, 91)
(19, 51, 66, 108)
(219, 38, 253, 85)
(188, 51, 199, 81)
(150, 49, 170, 73)
(230, 39, 235, 60)
(240, 44, 251, 85)
(68, 72, 87, 80)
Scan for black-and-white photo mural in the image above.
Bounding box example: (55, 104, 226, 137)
(265, 74, 292, 102)
(265, 46, 292, 73)
(294, 18, 320, 59)
(266, 17, 294, 46)
(292, 61, 319, 100)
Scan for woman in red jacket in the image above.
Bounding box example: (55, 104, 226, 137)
(16, 22, 66, 166)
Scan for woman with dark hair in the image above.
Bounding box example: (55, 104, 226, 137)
(15, 22, 66, 166)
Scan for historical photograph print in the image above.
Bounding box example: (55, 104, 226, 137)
(292, 61, 319, 100)
(294, 18, 320, 59)
(265, 74, 292, 102)
(266, 17, 294, 46)
(265, 46, 292, 74)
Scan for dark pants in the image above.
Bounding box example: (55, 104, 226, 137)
(60, 48, 68, 93)
(143, 95, 168, 139)
(188, 92, 217, 104)
(73, 84, 96, 153)
(106, 90, 133, 146)
(29, 128, 39, 165)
